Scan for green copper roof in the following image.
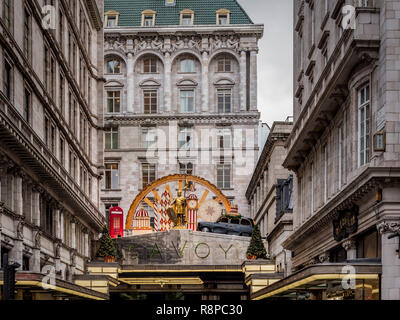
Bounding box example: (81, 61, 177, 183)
(104, 0, 253, 27)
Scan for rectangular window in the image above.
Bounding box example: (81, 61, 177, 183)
(59, 137, 65, 166)
(23, 8, 31, 59)
(59, 74, 64, 113)
(143, 90, 157, 114)
(24, 88, 31, 123)
(105, 163, 119, 190)
(180, 59, 195, 73)
(217, 89, 232, 113)
(217, 164, 231, 189)
(107, 16, 117, 27)
(107, 91, 121, 113)
(181, 14, 193, 25)
(142, 163, 156, 189)
(180, 90, 194, 113)
(4, 59, 12, 99)
(217, 57, 232, 72)
(143, 16, 154, 27)
(217, 128, 232, 149)
(105, 127, 119, 150)
(141, 127, 158, 149)
(178, 127, 193, 149)
(218, 14, 228, 25)
(179, 162, 193, 175)
(358, 84, 370, 167)
(143, 58, 157, 73)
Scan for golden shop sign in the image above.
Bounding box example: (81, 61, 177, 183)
(333, 206, 359, 242)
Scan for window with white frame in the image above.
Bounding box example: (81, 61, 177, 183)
(105, 127, 119, 150)
(180, 90, 194, 113)
(142, 163, 156, 189)
(105, 163, 119, 190)
(216, 9, 230, 25)
(178, 127, 193, 149)
(180, 58, 195, 73)
(107, 91, 121, 113)
(142, 10, 156, 27)
(143, 90, 157, 114)
(141, 127, 158, 149)
(217, 128, 232, 149)
(179, 162, 193, 175)
(180, 10, 194, 25)
(217, 163, 231, 189)
(217, 89, 232, 113)
(217, 57, 232, 72)
(143, 57, 157, 73)
(358, 84, 370, 167)
(106, 59, 121, 74)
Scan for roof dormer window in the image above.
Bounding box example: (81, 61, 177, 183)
(142, 10, 156, 27)
(105, 11, 119, 27)
(216, 9, 230, 25)
(180, 9, 194, 26)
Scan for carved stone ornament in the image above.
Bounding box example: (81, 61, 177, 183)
(318, 252, 329, 263)
(55, 242, 62, 259)
(17, 221, 24, 240)
(34, 230, 41, 249)
(333, 205, 359, 241)
(342, 239, 356, 251)
(377, 221, 400, 234)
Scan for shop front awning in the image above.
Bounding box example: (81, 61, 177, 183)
(251, 262, 381, 300)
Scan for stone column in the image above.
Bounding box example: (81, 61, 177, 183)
(164, 52, 172, 113)
(249, 50, 258, 111)
(60, 211, 64, 242)
(126, 53, 134, 113)
(378, 221, 400, 300)
(54, 205, 61, 240)
(32, 186, 42, 227)
(239, 50, 247, 111)
(71, 218, 76, 249)
(201, 51, 209, 112)
(32, 229, 41, 272)
(14, 170, 23, 216)
(342, 238, 357, 260)
(0, 164, 7, 203)
(83, 229, 89, 257)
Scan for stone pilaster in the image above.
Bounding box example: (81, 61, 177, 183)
(84, 229, 89, 257)
(240, 50, 247, 111)
(10, 217, 24, 270)
(54, 206, 61, 240)
(60, 211, 64, 242)
(201, 51, 209, 112)
(164, 52, 172, 113)
(249, 50, 258, 111)
(378, 221, 400, 300)
(14, 170, 23, 216)
(126, 53, 134, 113)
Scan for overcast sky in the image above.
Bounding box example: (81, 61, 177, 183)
(237, 0, 293, 126)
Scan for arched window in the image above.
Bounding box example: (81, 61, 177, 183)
(106, 59, 121, 74)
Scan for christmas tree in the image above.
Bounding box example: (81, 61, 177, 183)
(246, 225, 267, 259)
(96, 226, 118, 259)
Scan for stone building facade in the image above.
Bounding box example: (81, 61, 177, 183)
(251, 0, 400, 300)
(246, 121, 294, 276)
(101, 0, 264, 227)
(0, 0, 106, 299)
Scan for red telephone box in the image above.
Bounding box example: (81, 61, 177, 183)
(109, 207, 124, 238)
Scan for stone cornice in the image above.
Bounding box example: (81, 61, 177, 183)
(84, 0, 104, 31)
(283, 167, 400, 250)
(104, 112, 260, 125)
(105, 24, 264, 38)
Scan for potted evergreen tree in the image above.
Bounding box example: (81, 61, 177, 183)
(96, 226, 118, 262)
(246, 225, 267, 260)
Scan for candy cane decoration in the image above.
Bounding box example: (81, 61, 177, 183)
(153, 199, 160, 232)
(160, 190, 170, 232)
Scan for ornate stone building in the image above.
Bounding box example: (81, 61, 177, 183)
(0, 0, 106, 299)
(246, 121, 293, 276)
(253, 0, 400, 300)
(101, 0, 264, 227)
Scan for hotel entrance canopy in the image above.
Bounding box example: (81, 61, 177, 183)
(251, 262, 381, 300)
